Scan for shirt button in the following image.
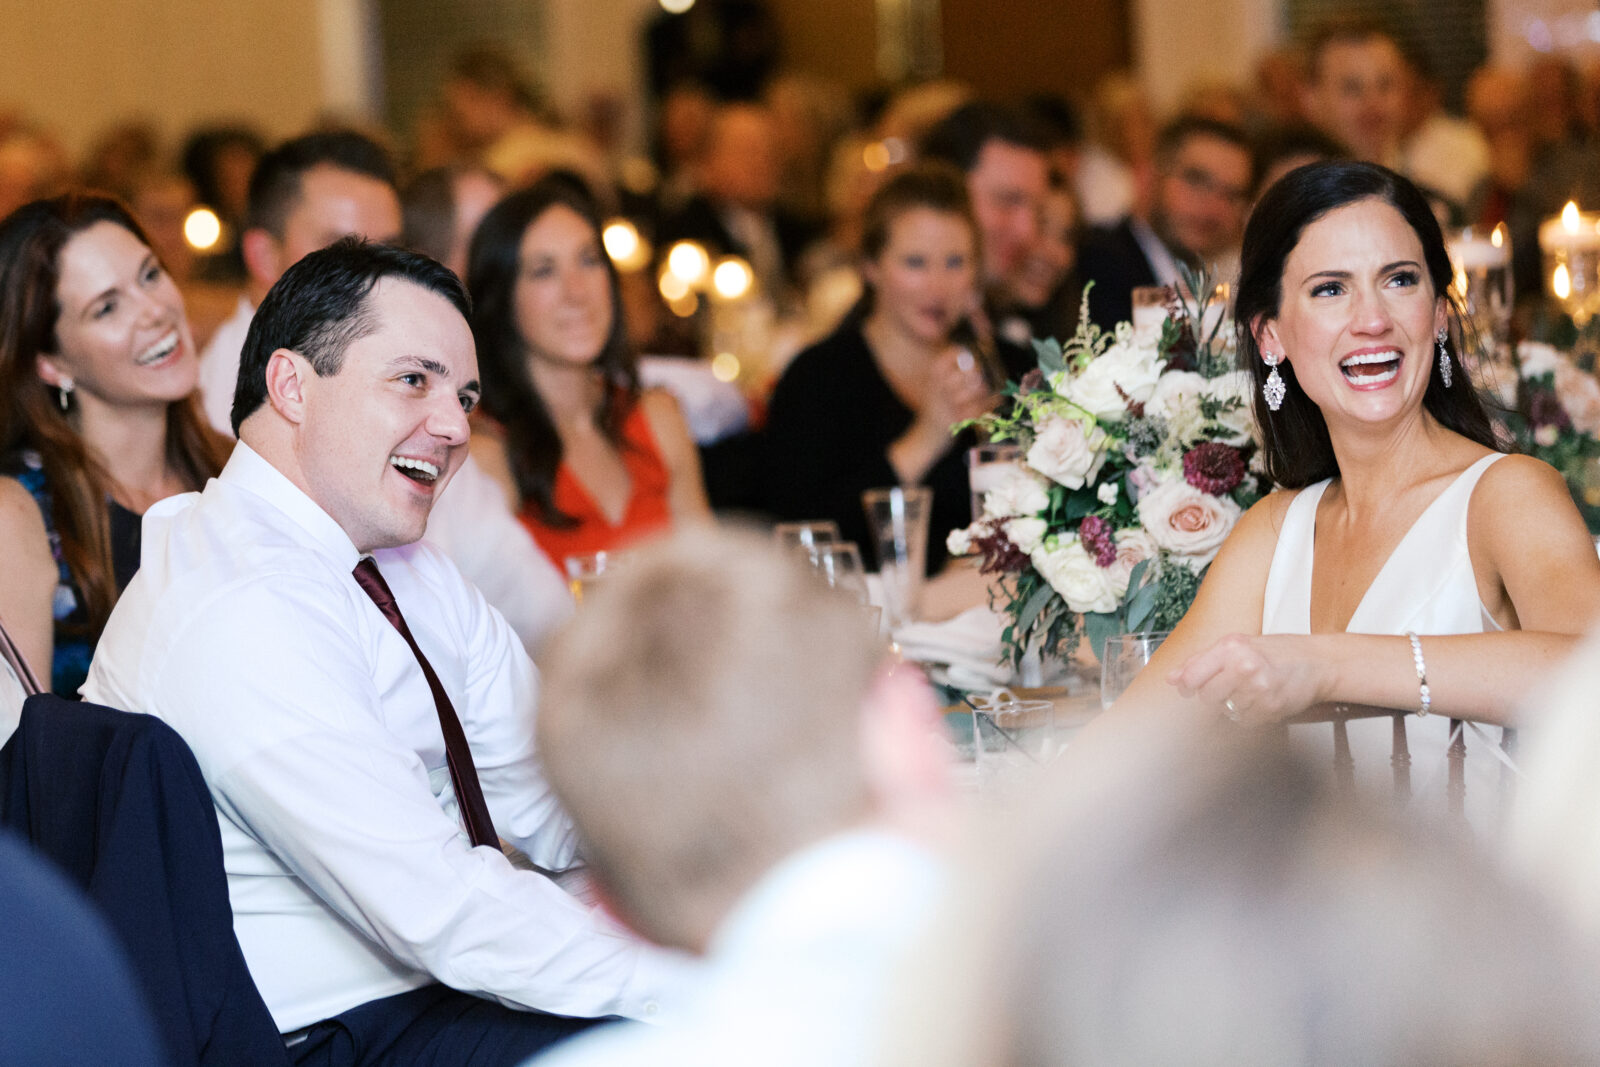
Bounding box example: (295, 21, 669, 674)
(643, 1001, 660, 1017)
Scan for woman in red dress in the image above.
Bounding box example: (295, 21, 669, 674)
(466, 175, 709, 569)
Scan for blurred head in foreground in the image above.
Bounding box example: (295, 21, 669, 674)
(885, 721, 1600, 1067)
(538, 528, 951, 953)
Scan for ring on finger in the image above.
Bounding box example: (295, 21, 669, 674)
(1224, 698, 1241, 722)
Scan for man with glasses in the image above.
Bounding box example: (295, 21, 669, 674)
(1079, 116, 1253, 331)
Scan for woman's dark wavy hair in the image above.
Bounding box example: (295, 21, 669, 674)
(0, 192, 230, 639)
(466, 173, 637, 527)
(1235, 161, 1500, 488)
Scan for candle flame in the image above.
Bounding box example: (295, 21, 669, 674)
(1555, 262, 1572, 300)
(1491, 223, 1506, 248)
(1563, 201, 1581, 232)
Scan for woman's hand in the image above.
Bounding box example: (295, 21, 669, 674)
(919, 346, 994, 436)
(889, 347, 993, 485)
(1166, 633, 1337, 725)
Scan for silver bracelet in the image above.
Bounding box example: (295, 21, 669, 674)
(1406, 631, 1431, 717)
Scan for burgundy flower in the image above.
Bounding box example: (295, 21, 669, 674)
(1163, 320, 1198, 373)
(1018, 368, 1045, 395)
(1183, 442, 1246, 495)
(1079, 514, 1117, 567)
(1527, 388, 1572, 432)
(973, 520, 1031, 575)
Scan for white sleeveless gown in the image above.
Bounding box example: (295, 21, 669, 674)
(1261, 453, 1513, 831)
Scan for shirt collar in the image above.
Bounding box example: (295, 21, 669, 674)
(221, 441, 362, 570)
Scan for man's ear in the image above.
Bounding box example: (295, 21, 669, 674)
(240, 228, 283, 292)
(264, 348, 312, 425)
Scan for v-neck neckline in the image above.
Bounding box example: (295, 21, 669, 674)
(1307, 455, 1496, 633)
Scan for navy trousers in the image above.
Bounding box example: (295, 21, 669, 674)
(286, 984, 605, 1067)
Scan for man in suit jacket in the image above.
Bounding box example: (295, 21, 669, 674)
(655, 102, 817, 302)
(1079, 115, 1253, 331)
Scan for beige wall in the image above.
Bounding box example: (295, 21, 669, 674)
(0, 0, 329, 157)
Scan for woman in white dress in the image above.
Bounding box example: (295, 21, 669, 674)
(1116, 161, 1600, 811)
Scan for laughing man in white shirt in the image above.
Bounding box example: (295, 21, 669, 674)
(85, 239, 684, 1066)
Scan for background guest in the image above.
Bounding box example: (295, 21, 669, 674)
(196, 129, 401, 436)
(763, 163, 993, 573)
(400, 163, 504, 280)
(1299, 17, 1408, 167)
(0, 193, 228, 697)
(536, 527, 953, 1067)
(919, 101, 1051, 329)
(655, 101, 817, 305)
(467, 174, 709, 569)
(1078, 115, 1253, 330)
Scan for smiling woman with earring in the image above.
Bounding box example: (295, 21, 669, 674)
(0, 194, 229, 697)
(1104, 162, 1600, 825)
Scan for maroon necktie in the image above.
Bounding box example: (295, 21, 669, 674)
(352, 557, 499, 849)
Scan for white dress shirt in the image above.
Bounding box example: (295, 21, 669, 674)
(536, 829, 947, 1067)
(196, 296, 253, 436)
(84, 443, 683, 1032)
(424, 455, 574, 657)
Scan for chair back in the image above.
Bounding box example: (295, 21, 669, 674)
(0, 695, 289, 1065)
(1287, 704, 1519, 825)
(0, 613, 41, 697)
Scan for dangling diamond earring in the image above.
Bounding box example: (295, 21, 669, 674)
(1262, 351, 1285, 412)
(1435, 327, 1452, 388)
(57, 378, 73, 413)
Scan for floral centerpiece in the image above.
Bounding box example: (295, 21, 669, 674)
(1499, 341, 1600, 531)
(948, 276, 1264, 670)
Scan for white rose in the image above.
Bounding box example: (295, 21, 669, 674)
(1104, 528, 1157, 599)
(1064, 338, 1163, 421)
(1144, 371, 1208, 422)
(1535, 424, 1560, 447)
(1518, 341, 1563, 380)
(1006, 516, 1048, 554)
(1026, 415, 1109, 489)
(1031, 539, 1119, 614)
(1136, 480, 1242, 568)
(946, 525, 974, 556)
(1202, 369, 1257, 446)
(1097, 481, 1120, 505)
(981, 464, 1052, 519)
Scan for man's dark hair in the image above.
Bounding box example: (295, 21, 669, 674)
(245, 130, 397, 238)
(1154, 114, 1252, 171)
(919, 101, 1051, 174)
(1304, 15, 1407, 82)
(1252, 124, 1348, 193)
(232, 238, 469, 434)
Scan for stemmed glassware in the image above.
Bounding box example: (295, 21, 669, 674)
(1447, 223, 1513, 383)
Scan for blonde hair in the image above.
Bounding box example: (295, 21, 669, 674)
(537, 527, 885, 949)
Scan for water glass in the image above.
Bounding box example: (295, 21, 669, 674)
(861, 486, 932, 630)
(1130, 285, 1175, 335)
(965, 443, 1023, 524)
(564, 551, 618, 605)
(810, 540, 870, 604)
(1100, 631, 1170, 710)
(774, 520, 840, 559)
(968, 692, 1058, 805)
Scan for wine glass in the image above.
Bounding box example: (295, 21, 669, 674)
(810, 541, 870, 604)
(1100, 631, 1170, 710)
(774, 520, 840, 560)
(1447, 224, 1513, 376)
